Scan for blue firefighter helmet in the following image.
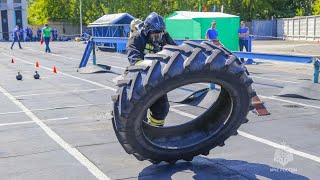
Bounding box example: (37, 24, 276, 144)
(143, 12, 166, 35)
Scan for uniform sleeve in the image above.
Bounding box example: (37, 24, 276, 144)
(206, 29, 209, 35)
(126, 32, 146, 65)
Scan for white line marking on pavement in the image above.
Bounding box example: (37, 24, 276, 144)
(39, 45, 127, 60)
(23, 47, 127, 71)
(15, 88, 107, 98)
(169, 107, 320, 164)
(34, 49, 301, 84)
(260, 95, 320, 109)
(5, 52, 320, 164)
(0, 86, 110, 180)
(250, 75, 300, 84)
(0, 117, 77, 127)
(0, 103, 106, 116)
(238, 131, 320, 163)
(1, 53, 117, 92)
(33, 46, 302, 87)
(170, 108, 197, 118)
(23, 47, 80, 61)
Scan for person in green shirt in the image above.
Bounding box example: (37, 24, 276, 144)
(41, 24, 52, 53)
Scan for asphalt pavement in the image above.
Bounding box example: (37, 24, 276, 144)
(0, 41, 319, 180)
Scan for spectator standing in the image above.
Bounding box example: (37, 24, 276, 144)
(41, 24, 52, 53)
(11, 25, 22, 49)
(51, 28, 55, 41)
(54, 28, 58, 40)
(19, 27, 24, 42)
(86, 28, 92, 36)
(238, 21, 250, 62)
(37, 28, 41, 41)
(81, 30, 85, 38)
(29, 28, 33, 41)
(85, 28, 91, 38)
(206, 20, 223, 46)
(25, 27, 29, 41)
(206, 20, 218, 41)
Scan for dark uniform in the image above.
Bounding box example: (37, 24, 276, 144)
(126, 30, 176, 65)
(126, 16, 177, 125)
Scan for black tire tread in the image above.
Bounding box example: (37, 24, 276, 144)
(112, 41, 253, 164)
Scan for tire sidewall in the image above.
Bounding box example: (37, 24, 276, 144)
(124, 70, 250, 159)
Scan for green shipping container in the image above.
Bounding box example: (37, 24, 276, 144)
(165, 11, 240, 51)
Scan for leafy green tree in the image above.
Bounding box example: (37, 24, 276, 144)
(313, 0, 320, 14)
(27, 0, 319, 25)
(28, 0, 74, 24)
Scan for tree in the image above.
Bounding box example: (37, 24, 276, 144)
(28, 0, 74, 24)
(27, 0, 320, 25)
(313, 0, 320, 14)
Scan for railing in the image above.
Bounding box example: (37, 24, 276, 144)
(79, 37, 320, 83)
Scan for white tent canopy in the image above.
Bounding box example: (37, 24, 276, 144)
(167, 11, 238, 20)
(88, 13, 135, 27)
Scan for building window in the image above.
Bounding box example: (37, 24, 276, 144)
(0, 0, 7, 3)
(14, 0, 21, 3)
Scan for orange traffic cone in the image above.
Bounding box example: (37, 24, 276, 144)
(11, 58, 14, 64)
(36, 61, 39, 68)
(53, 66, 57, 73)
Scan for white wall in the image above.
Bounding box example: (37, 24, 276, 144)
(29, 21, 87, 38)
(279, 15, 320, 41)
(0, 0, 28, 40)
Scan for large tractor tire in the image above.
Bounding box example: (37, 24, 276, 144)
(112, 41, 255, 164)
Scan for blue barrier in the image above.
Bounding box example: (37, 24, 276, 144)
(78, 37, 319, 83)
(232, 52, 314, 64)
(79, 37, 204, 68)
(209, 83, 215, 90)
(79, 41, 93, 68)
(244, 36, 256, 64)
(314, 60, 320, 83)
(79, 37, 128, 68)
(92, 37, 129, 44)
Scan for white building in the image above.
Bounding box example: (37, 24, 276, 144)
(0, 0, 27, 40)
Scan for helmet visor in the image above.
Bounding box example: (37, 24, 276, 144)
(149, 32, 164, 43)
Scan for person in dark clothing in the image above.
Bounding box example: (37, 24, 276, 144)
(25, 27, 29, 41)
(126, 12, 177, 126)
(37, 28, 41, 41)
(29, 28, 33, 41)
(19, 28, 24, 42)
(51, 28, 55, 41)
(238, 21, 250, 62)
(11, 25, 22, 49)
(54, 28, 58, 40)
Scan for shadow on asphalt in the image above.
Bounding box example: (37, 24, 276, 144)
(138, 156, 309, 180)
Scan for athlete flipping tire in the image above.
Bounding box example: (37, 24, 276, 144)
(112, 40, 256, 164)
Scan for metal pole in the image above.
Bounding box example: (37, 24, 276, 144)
(92, 41, 96, 65)
(244, 35, 256, 65)
(314, 16, 316, 41)
(314, 59, 319, 83)
(79, 0, 83, 36)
